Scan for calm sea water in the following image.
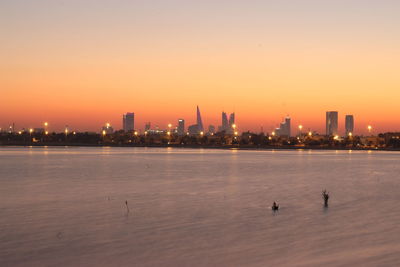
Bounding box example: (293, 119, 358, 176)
(1, 147, 400, 266)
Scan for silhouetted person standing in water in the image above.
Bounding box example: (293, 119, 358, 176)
(322, 190, 329, 207)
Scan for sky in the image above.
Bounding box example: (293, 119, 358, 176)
(1, 0, 400, 135)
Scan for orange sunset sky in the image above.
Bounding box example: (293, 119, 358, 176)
(1, 0, 400, 135)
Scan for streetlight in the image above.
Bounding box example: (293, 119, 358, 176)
(298, 125, 303, 137)
(308, 131, 312, 137)
(29, 128, 33, 142)
(271, 131, 275, 136)
(167, 124, 172, 137)
(367, 125, 372, 134)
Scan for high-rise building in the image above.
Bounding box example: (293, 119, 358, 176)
(123, 112, 135, 132)
(276, 117, 291, 137)
(197, 106, 204, 132)
(275, 117, 290, 137)
(188, 106, 204, 135)
(220, 111, 235, 133)
(221, 112, 229, 132)
(326, 111, 338, 136)
(145, 122, 151, 131)
(188, 124, 199, 135)
(229, 113, 235, 127)
(177, 119, 185, 135)
(102, 123, 114, 134)
(345, 115, 354, 136)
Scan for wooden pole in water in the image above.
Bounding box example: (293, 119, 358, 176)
(125, 200, 130, 213)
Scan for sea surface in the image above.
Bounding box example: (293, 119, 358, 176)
(1, 147, 400, 266)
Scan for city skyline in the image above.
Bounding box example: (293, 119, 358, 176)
(0, 107, 383, 137)
(2, 1, 400, 134)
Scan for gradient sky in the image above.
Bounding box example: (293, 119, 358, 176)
(1, 0, 400, 134)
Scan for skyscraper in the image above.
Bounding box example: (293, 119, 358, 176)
(345, 115, 354, 136)
(221, 112, 229, 132)
(196, 106, 204, 132)
(177, 119, 185, 135)
(229, 112, 235, 126)
(220, 111, 235, 133)
(188, 106, 204, 135)
(326, 111, 338, 136)
(123, 112, 135, 132)
(275, 117, 291, 137)
(145, 122, 151, 131)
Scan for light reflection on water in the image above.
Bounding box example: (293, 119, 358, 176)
(1, 147, 400, 266)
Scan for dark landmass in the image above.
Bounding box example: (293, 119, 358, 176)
(1, 130, 400, 151)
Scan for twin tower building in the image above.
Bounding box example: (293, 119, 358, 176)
(277, 111, 354, 137)
(326, 111, 354, 136)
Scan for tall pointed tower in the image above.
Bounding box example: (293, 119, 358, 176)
(196, 105, 204, 132)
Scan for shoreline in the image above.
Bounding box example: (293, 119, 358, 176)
(1, 143, 400, 151)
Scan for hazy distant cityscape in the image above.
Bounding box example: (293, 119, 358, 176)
(1, 106, 399, 149)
